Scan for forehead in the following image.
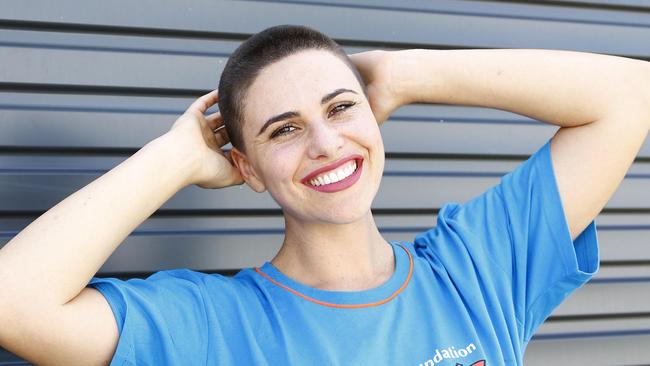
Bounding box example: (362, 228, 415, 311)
(244, 50, 361, 127)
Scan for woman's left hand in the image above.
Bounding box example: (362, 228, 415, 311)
(349, 50, 405, 125)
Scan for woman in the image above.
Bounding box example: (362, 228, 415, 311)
(0, 25, 648, 365)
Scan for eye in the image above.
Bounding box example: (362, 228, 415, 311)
(270, 123, 297, 139)
(328, 102, 356, 118)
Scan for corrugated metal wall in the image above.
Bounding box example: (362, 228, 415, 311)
(1, 0, 649, 364)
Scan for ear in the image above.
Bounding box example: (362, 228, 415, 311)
(230, 147, 267, 193)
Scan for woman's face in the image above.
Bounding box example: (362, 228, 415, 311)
(234, 49, 385, 224)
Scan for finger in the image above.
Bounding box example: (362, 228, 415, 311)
(214, 126, 230, 147)
(205, 111, 224, 130)
(206, 111, 222, 120)
(188, 89, 219, 115)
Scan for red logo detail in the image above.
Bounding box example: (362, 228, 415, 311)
(456, 361, 486, 366)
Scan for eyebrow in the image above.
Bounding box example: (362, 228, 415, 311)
(256, 88, 358, 136)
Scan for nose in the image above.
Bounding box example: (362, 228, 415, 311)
(306, 119, 344, 160)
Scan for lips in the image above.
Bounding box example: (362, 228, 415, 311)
(300, 155, 364, 193)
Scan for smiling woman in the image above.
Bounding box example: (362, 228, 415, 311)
(1, 24, 649, 366)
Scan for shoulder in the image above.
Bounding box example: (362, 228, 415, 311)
(153, 268, 263, 299)
(88, 267, 261, 308)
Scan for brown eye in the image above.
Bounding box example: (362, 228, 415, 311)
(328, 102, 356, 118)
(270, 123, 297, 139)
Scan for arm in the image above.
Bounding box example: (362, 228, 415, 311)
(0, 90, 241, 365)
(353, 49, 650, 240)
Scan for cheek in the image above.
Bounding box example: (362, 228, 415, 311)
(260, 145, 304, 187)
(352, 114, 385, 170)
(351, 115, 383, 147)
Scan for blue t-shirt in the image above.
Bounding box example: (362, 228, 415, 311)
(88, 138, 599, 365)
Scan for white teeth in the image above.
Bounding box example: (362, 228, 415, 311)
(308, 160, 358, 187)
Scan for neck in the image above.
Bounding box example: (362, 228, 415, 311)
(270, 211, 394, 291)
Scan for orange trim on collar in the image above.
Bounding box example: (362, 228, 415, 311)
(253, 243, 413, 309)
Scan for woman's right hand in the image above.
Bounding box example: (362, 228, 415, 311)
(166, 89, 244, 189)
(349, 50, 405, 125)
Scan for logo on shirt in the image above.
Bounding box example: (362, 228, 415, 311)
(455, 362, 485, 366)
(417, 343, 485, 366)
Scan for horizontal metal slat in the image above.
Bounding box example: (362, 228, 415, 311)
(554, 281, 650, 316)
(0, 104, 563, 156)
(1, 166, 649, 211)
(0, 28, 242, 55)
(0, 45, 225, 90)
(552, 0, 650, 10)
(536, 316, 650, 337)
(0, 29, 369, 91)
(2, 1, 650, 56)
(0, 105, 641, 157)
(3, 92, 649, 157)
(525, 334, 650, 364)
(296, 0, 650, 24)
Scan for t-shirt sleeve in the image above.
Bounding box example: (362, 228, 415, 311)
(87, 269, 209, 365)
(413, 137, 599, 344)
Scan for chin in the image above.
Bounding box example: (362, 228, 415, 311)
(282, 196, 375, 225)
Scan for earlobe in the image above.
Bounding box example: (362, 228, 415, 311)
(230, 147, 267, 193)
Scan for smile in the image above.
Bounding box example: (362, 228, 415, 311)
(301, 155, 364, 193)
(309, 159, 356, 186)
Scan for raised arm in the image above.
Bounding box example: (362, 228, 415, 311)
(0, 90, 242, 365)
(352, 49, 650, 240)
